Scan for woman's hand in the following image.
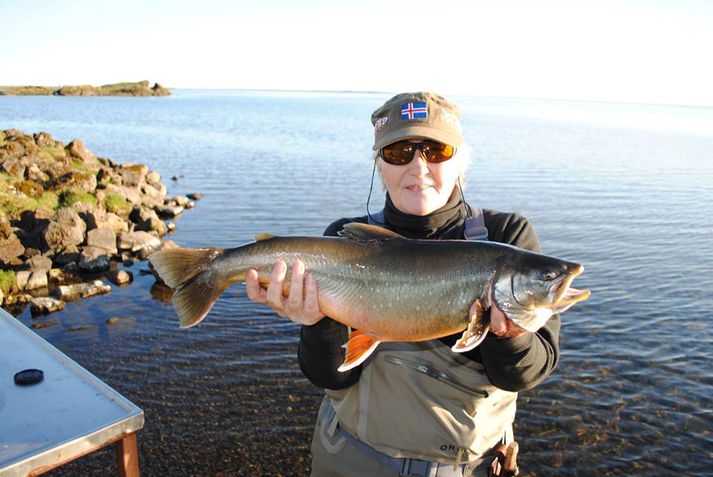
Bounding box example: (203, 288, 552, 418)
(246, 259, 325, 326)
(488, 303, 528, 339)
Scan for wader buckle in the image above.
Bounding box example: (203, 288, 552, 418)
(400, 458, 432, 476)
(489, 441, 520, 477)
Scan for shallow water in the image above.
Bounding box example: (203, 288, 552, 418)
(1, 91, 712, 476)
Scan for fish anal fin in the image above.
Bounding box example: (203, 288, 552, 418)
(338, 223, 404, 242)
(338, 329, 381, 372)
(452, 299, 489, 353)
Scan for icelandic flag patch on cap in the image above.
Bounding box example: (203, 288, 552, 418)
(401, 102, 428, 120)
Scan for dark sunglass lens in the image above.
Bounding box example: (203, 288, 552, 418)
(382, 141, 414, 165)
(422, 141, 455, 163)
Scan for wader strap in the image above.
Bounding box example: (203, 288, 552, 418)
(327, 400, 469, 477)
(368, 208, 489, 242)
(335, 423, 470, 476)
(463, 207, 489, 242)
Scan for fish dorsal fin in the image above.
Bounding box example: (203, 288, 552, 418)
(338, 222, 404, 242)
(254, 233, 274, 241)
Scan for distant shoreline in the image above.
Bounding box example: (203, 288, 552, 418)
(0, 81, 170, 97)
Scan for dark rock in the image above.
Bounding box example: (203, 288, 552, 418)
(56, 279, 111, 301)
(139, 182, 166, 208)
(25, 271, 48, 290)
(154, 204, 184, 218)
(78, 246, 111, 272)
(28, 255, 53, 272)
(119, 164, 148, 187)
(2, 158, 26, 177)
(23, 247, 41, 259)
(145, 171, 161, 185)
(105, 183, 142, 205)
(15, 270, 31, 291)
(86, 227, 118, 255)
(106, 269, 132, 286)
(130, 206, 167, 235)
(30, 297, 65, 316)
(172, 195, 190, 207)
(187, 192, 203, 201)
(66, 139, 98, 165)
(43, 208, 86, 253)
(31, 321, 59, 329)
(33, 131, 55, 148)
(118, 231, 161, 255)
(53, 247, 81, 267)
(150, 281, 174, 302)
(0, 234, 25, 264)
(57, 170, 97, 192)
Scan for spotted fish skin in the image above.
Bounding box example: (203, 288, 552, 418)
(149, 223, 590, 371)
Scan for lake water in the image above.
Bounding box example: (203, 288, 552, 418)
(1, 91, 712, 476)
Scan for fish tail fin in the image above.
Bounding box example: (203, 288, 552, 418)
(338, 330, 381, 372)
(452, 299, 489, 353)
(148, 247, 228, 328)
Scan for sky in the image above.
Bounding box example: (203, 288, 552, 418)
(1, 0, 712, 107)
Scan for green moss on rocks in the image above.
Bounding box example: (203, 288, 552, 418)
(0, 270, 16, 295)
(58, 189, 98, 208)
(104, 193, 132, 216)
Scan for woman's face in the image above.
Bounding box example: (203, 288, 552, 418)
(378, 139, 464, 216)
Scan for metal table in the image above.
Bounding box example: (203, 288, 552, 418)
(0, 308, 144, 476)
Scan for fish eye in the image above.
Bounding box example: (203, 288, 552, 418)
(541, 270, 559, 281)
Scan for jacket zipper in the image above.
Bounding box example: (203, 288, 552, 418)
(383, 354, 489, 398)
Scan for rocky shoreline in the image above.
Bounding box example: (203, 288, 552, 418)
(0, 81, 170, 97)
(0, 129, 196, 316)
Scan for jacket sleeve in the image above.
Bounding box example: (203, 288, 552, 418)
(477, 213, 561, 392)
(297, 218, 363, 389)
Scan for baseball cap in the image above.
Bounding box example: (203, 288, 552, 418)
(371, 92, 464, 150)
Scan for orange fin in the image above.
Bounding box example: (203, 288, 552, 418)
(338, 329, 381, 372)
(452, 299, 489, 353)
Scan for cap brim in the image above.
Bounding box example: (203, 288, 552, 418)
(373, 125, 464, 150)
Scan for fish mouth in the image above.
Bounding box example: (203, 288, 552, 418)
(552, 264, 591, 308)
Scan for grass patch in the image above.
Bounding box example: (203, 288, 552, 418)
(104, 193, 131, 216)
(58, 189, 97, 208)
(0, 270, 16, 295)
(37, 191, 59, 210)
(38, 145, 65, 162)
(0, 188, 60, 218)
(70, 159, 88, 171)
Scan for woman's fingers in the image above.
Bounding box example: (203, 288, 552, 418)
(490, 303, 528, 339)
(246, 269, 266, 303)
(287, 260, 305, 311)
(245, 260, 325, 326)
(302, 273, 324, 325)
(490, 305, 508, 335)
(265, 260, 288, 313)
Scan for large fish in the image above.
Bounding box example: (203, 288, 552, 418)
(148, 223, 590, 371)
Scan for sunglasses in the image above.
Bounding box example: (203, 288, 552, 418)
(379, 139, 456, 165)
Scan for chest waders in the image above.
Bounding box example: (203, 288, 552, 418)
(310, 210, 518, 477)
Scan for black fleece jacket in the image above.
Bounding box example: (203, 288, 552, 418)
(298, 207, 560, 393)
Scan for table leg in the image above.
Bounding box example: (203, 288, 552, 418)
(115, 432, 140, 477)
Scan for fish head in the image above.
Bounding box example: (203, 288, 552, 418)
(492, 253, 590, 332)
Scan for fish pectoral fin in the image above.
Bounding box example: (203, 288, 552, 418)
(452, 299, 489, 353)
(338, 223, 404, 242)
(338, 330, 381, 372)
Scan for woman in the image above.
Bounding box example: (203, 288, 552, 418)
(246, 92, 559, 476)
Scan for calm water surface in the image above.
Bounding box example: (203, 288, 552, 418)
(1, 91, 712, 476)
